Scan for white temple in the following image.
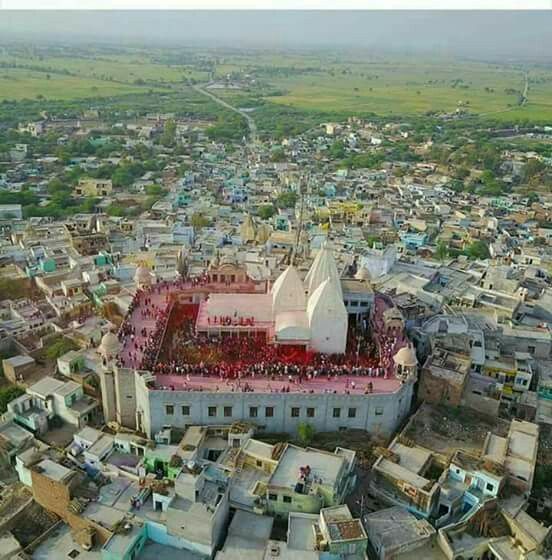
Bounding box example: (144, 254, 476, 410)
(304, 243, 343, 299)
(305, 277, 348, 354)
(196, 245, 349, 354)
(271, 259, 347, 353)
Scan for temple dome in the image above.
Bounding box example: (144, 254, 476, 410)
(271, 265, 306, 314)
(99, 332, 120, 359)
(305, 243, 342, 299)
(393, 345, 417, 368)
(134, 265, 153, 287)
(240, 214, 257, 243)
(307, 278, 347, 354)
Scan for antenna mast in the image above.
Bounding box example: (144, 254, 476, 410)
(291, 174, 307, 266)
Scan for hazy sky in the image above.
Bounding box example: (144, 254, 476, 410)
(0, 11, 551, 60)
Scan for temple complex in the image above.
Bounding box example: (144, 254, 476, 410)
(98, 245, 418, 438)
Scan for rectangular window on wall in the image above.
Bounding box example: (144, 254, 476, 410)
(249, 406, 258, 418)
(265, 406, 274, 417)
(224, 406, 232, 417)
(208, 406, 217, 417)
(307, 407, 315, 418)
(165, 405, 174, 416)
(375, 407, 384, 416)
(333, 407, 341, 418)
(291, 407, 300, 418)
(181, 405, 190, 415)
(348, 408, 357, 418)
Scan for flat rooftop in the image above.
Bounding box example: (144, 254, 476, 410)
(287, 513, 318, 551)
(375, 458, 431, 490)
(0, 421, 33, 448)
(152, 373, 401, 395)
(3, 354, 34, 367)
(196, 293, 273, 330)
(268, 444, 344, 490)
(428, 348, 471, 376)
(33, 458, 74, 483)
(390, 442, 432, 474)
(103, 519, 144, 556)
(363, 506, 434, 550)
(216, 510, 273, 560)
(321, 505, 366, 542)
(32, 523, 102, 560)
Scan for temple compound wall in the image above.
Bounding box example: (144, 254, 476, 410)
(133, 372, 414, 439)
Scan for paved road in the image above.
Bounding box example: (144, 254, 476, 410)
(193, 84, 258, 144)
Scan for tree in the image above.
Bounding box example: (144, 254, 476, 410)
(329, 140, 346, 159)
(526, 191, 540, 205)
(479, 170, 505, 196)
(178, 163, 191, 176)
(0, 385, 25, 413)
(106, 203, 127, 217)
(276, 191, 298, 209)
(436, 241, 449, 262)
(341, 152, 384, 170)
(145, 184, 164, 197)
(464, 240, 490, 260)
(258, 205, 277, 220)
(365, 234, 381, 247)
(160, 119, 177, 147)
(534, 464, 552, 493)
(522, 158, 546, 184)
(78, 197, 99, 213)
(207, 113, 248, 142)
(190, 212, 210, 231)
(47, 178, 68, 195)
(270, 148, 286, 163)
(111, 162, 145, 189)
(45, 337, 78, 360)
(454, 166, 470, 180)
(0, 277, 29, 300)
(297, 423, 315, 445)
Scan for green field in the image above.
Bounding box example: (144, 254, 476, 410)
(0, 51, 209, 84)
(0, 68, 164, 101)
(264, 62, 521, 115)
(209, 53, 552, 123)
(1, 46, 551, 123)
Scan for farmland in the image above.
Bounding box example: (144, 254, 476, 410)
(0, 46, 551, 125)
(0, 68, 158, 101)
(209, 52, 552, 123)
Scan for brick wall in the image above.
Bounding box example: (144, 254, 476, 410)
(418, 367, 464, 406)
(30, 470, 112, 547)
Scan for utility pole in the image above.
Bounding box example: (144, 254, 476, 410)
(291, 175, 307, 266)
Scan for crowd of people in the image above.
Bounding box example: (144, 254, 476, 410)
(116, 279, 408, 387)
(118, 287, 172, 370)
(147, 302, 396, 384)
